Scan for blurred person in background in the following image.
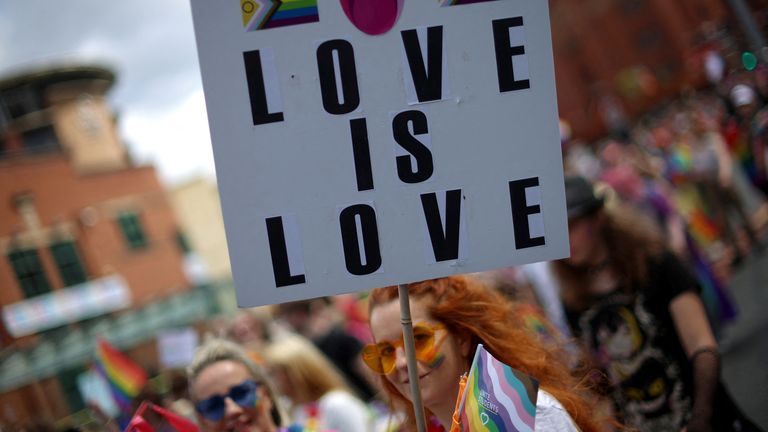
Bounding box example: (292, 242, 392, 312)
(553, 176, 763, 432)
(165, 371, 197, 424)
(274, 298, 377, 401)
(366, 275, 609, 432)
(688, 102, 763, 262)
(228, 307, 274, 364)
(728, 83, 768, 195)
(265, 335, 372, 432)
(188, 338, 298, 432)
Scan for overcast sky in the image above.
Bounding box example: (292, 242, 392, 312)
(0, 0, 215, 185)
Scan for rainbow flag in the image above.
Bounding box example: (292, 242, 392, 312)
(687, 207, 720, 247)
(457, 344, 538, 432)
(94, 339, 148, 412)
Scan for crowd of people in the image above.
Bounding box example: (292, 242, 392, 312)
(124, 223, 762, 432)
(157, 65, 768, 431)
(31, 20, 768, 432)
(117, 155, 766, 432)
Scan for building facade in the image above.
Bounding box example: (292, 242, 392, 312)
(0, 65, 218, 427)
(169, 177, 232, 283)
(550, 0, 731, 139)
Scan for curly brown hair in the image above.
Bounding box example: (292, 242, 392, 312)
(368, 275, 608, 432)
(553, 203, 666, 311)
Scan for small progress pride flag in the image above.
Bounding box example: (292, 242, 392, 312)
(458, 344, 539, 432)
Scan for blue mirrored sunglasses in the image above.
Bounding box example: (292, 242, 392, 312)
(195, 379, 261, 421)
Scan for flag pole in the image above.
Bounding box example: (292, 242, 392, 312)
(398, 283, 428, 432)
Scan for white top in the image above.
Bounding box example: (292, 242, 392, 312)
(535, 389, 581, 432)
(292, 390, 371, 432)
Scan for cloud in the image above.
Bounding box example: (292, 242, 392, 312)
(120, 89, 215, 186)
(0, 0, 209, 184)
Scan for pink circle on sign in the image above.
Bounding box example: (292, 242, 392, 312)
(339, 0, 404, 35)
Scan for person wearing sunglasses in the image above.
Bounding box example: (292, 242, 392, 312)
(188, 338, 289, 432)
(366, 275, 608, 431)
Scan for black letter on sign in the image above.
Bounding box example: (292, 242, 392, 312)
(421, 189, 462, 261)
(392, 110, 434, 184)
(509, 177, 545, 249)
(243, 50, 284, 125)
(401, 26, 444, 102)
(350, 118, 374, 191)
(265, 217, 306, 287)
(492, 17, 530, 92)
(339, 205, 382, 275)
(317, 40, 360, 115)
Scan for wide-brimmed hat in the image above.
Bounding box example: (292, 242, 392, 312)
(565, 176, 604, 219)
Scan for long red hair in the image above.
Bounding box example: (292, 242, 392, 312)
(368, 275, 606, 432)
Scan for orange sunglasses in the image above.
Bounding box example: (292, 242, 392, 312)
(362, 322, 445, 374)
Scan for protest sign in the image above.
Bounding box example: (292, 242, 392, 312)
(190, 0, 567, 306)
(157, 327, 199, 369)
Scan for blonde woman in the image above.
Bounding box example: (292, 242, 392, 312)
(265, 334, 372, 432)
(188, 338, 289, 432)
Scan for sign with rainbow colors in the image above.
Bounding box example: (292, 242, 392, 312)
(458, 344, 539, 431)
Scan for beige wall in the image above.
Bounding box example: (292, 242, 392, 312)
(169, 178, 232, 281)
(52, 95, 129, 174)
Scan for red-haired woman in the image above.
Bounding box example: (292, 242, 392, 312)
(365, 275, 607, 432)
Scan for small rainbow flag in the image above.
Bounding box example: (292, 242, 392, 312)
(457, 344, 538, 432)
(687, 207, 720, 247)
(94, 339, 148, 412)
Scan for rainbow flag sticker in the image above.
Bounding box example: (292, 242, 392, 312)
(458, 344, 538, 432)
(242, 0, 319, 32)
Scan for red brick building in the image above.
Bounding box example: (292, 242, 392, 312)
(550, 0, 730, 139)
(0, 65, 212, 427)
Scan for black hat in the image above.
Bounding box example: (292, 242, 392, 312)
(565, 176, 604, 219)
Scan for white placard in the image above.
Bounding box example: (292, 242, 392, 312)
(190, 0, 568, 306)
(157, 327, 199, 369)
(77, 370, 119, 417)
